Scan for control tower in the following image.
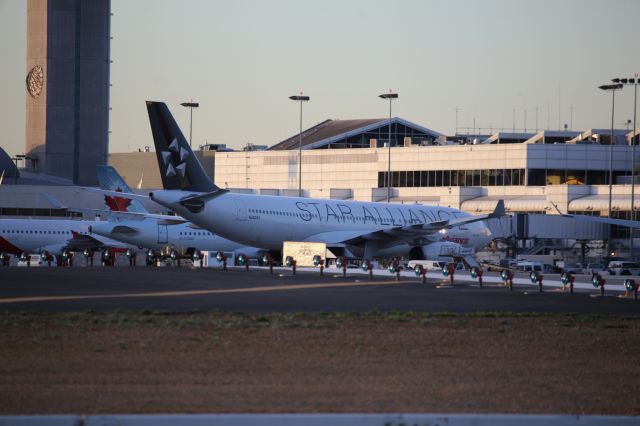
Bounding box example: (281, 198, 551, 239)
(25, 0, 111, 185)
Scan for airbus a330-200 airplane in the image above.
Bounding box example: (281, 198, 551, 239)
(136, 101, 504, 264)
(86, 165, 267, 262)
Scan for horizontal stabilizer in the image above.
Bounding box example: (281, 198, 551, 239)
(82, 187, 150, 201)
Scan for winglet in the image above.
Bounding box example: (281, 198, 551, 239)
(489, 199, 506, 218)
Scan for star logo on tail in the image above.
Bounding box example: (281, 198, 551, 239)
(162, 137, 189, 178)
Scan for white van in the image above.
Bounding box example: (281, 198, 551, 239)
(607, 261, 640, 276)
(407, 260, 447, 272)
(407, 260, 464, 273)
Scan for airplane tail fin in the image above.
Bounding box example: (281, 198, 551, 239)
(146, 101, 218, 192)
(96, 165, 149, 214)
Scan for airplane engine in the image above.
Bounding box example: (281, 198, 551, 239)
(419, 242, 465, 260)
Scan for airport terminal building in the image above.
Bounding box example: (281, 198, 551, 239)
(212, 120, 638, 218)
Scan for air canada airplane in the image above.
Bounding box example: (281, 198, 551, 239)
(87, 165, 266, 261)
(0, 218, 132, 260)
(138, 101, 505, 263)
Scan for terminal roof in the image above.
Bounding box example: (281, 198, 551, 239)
(270, 117, 442, 151)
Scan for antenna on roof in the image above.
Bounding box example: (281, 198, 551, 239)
(453, 106, 462, 134)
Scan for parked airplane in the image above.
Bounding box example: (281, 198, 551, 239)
(0, 217, 133, 263)
(140, 101, 504, 263)
(87, 165, 267, 262)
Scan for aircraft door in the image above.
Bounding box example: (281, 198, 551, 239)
(157, 224, 168, 244)
(235, 199, 247, 221)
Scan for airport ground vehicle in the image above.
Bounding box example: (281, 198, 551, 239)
(16, 254, 56, 267)
(408, 260, 464, 273)
(407, 260, 447, 271)
(606, 261, 640, 276)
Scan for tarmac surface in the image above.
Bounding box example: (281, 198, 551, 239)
(0, 265, 638, 314)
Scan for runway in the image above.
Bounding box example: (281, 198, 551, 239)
(0, 266, 638, 314)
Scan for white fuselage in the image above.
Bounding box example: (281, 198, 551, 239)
(0, 218, 132, 256)
(89, 218, 266, 258)
(149, 191, 494, 256)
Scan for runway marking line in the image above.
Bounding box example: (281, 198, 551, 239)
(0, 280, 404, 305)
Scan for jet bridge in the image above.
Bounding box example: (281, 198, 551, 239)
(486, 214, 608, 240)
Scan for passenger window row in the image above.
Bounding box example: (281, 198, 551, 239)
(1, 229, 74, 234)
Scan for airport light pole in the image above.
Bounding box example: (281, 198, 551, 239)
(289, 94, 310, 197)
(613, 76, 639, 259)
(379, 91, 398, 203)
(599, 83, 623, 219)
(180, 102, 199, 148)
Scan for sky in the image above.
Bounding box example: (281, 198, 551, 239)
(1, 0, 639, 156)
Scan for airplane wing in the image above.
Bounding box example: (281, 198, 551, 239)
(66, 207, 187, 224)
(303, 201, 506, 246)
(374, 200, 505, 240)
(64, 231, 129, 251)
(302, 230, 373, 245)
(441, 200, 506, 229)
